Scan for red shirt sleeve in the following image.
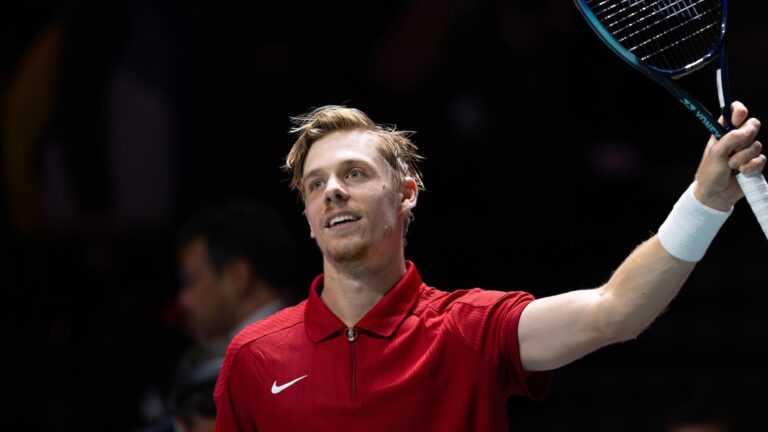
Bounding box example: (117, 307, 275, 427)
(445, 289, 553, 399)
(502, 296, 553, 399)
(214, 346, 261, 432)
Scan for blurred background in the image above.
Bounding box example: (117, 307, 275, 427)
(3, 0, 767, 430)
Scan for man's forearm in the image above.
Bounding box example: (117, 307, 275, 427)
(595, 236, 695, 342)
(518, 237, 696, 371)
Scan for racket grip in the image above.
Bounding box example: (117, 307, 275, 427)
(736, 171, 768, 240)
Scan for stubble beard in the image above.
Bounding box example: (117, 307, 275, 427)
(322, 221, 398, 266)
(324, 236, 368, 263)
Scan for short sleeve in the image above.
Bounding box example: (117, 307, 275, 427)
(502, 297, 553, 400)
(446, 289, 553, 400)
(214, 347, 261, 432)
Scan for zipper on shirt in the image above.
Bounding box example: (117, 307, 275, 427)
(347, 327, 357, 398)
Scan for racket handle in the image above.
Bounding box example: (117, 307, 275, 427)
(736, 171, 768, 240)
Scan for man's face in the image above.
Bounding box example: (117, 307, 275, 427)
(301, 130, 416, 264)
(178, 238, 236, 343)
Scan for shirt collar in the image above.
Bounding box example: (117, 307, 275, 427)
(304, 261, 423, 343)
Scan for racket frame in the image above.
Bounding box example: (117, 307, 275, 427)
(572, 0, 729, 138)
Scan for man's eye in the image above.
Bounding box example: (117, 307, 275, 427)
(309, 180, 323, 191)
(348, 169, 362, 178)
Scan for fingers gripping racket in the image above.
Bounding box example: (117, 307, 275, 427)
(573, 0, 768, 240)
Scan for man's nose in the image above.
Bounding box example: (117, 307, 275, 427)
(324, 176, 349, 203)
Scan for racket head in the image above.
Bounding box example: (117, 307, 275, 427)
(574, 0, 727, 78)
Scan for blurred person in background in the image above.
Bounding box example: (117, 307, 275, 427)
(137, 200, 303, 431)
(176, 200, 301, 347)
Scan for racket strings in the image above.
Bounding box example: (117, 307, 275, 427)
(614, 0, 715, 65)
(624, 1, 718, 63)
(586, 0, 723, 71)
(624, 8, 718, 55)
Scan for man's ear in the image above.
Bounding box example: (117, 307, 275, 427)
(401, 177, 418, 211)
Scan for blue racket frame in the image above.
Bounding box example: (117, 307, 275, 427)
(573, 0, 732, 138)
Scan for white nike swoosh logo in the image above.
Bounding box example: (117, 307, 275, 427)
(271, 375, 308, 394)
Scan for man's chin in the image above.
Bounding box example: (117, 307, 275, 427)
(324, 241, 367, 263)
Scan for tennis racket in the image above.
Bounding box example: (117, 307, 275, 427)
(572, 0, 768, 240)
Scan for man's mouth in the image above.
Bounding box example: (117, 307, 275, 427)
(326, 214, 361, 228)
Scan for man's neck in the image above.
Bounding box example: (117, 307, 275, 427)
(320, 255, 407, 327)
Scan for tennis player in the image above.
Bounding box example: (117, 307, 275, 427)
(213, 103, 763, 431)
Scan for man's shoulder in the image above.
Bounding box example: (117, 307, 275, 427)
(215, 301, 308, 401)
(228, 300, 307, 352)
(419, 285, 535, 312)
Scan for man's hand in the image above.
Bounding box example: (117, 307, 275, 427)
(694, 101, 766, 211)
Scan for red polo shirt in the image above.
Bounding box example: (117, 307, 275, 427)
(214, 262, 552, 431)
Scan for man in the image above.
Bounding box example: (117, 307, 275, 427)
(177, 201, 301, 347)
(213, 103, 764, 431)
(170, 201, 301, 431)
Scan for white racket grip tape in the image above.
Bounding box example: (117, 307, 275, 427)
(736, 171, 768, 240)
(658, 182, 732, 262)
(716, 69, 725, 109)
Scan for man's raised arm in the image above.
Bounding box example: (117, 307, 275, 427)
(518, 102, 764, 372)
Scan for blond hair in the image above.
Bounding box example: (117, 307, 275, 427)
(283, 105, 425, 199)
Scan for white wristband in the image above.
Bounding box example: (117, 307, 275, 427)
(657, 182, 733, 262)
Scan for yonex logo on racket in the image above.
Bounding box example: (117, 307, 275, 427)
(682, 98, 722, 138)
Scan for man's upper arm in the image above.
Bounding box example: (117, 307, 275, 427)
(518, 288, 612, 371)
(441, 289, 552, 398)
